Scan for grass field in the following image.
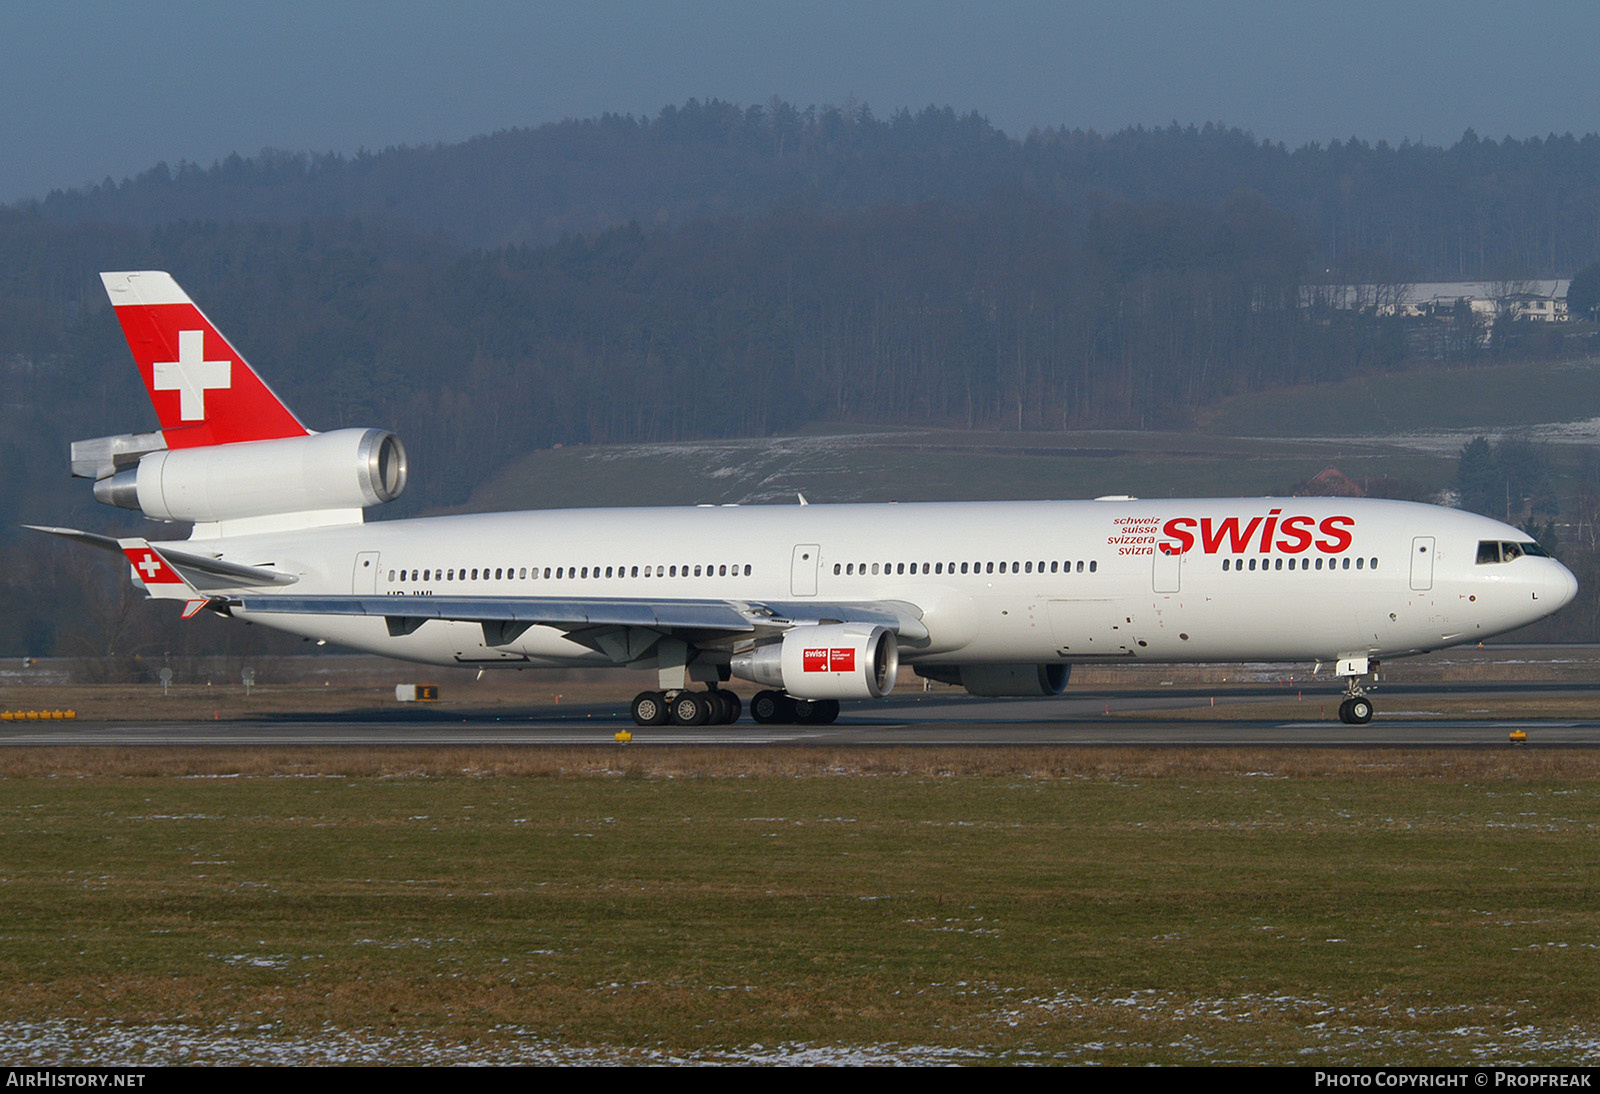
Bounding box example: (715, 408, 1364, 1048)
(1, 747, 1598, 1065)
(447, 356, 1600, 515)
(460, 429, 1456, 512)
(1199, 357, 1600, 438)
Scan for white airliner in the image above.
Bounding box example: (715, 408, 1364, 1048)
(34, 272, 1579, 726)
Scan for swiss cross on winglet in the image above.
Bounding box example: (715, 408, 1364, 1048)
(122, 546, 183, 585)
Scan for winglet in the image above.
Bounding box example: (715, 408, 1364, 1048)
(100, 271, 310, 449)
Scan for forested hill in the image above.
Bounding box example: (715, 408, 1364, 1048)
(10, 99, 1600, 280)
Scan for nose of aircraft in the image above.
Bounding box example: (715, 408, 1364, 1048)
(1551, 559, 1580, 612)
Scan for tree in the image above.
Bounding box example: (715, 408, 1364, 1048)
(1568, 261, 1600, 322)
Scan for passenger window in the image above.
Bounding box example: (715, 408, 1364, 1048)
(1089, 561, 1097, 572)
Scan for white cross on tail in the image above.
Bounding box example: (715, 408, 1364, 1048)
(152, 330, 230, 420)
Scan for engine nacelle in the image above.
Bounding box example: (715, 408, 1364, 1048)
(93, 428, 407, 523)
(915, 663, 1071, 697)
(730, 623, 899, 700)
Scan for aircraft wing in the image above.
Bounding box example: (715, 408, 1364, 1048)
(232, 593, 929, 648)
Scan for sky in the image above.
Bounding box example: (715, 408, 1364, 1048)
(4, 1, 1600, 204)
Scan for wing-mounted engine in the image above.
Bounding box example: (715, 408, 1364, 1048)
(730, 623, 899, 700)
(915, 663, 1071, 697)
(75, 427, 407, 525)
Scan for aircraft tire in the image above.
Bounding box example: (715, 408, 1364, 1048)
(631, 690, 669, 726)
(716, 690, 742, 724)
(750, 690, 791, 724)
(1347, 696, 1374, 724)
(670, 691, 711, 726)
(791, 698, 840, 725)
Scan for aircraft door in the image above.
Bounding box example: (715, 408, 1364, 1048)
(791, 544, 820, 597)
(1409, 536, 1435, 591)
(353, 551, 381, 595)
(1153, 543, 1182, 593)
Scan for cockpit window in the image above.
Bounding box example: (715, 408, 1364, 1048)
(1477, 540, 1549, 563)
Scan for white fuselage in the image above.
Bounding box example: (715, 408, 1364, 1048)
(164, 496, 1578, 671)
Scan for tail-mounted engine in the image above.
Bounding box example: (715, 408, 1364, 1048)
(74, 427, 407, 524)
(915, 663, 1071, 697)
(730, 623, 899, 700)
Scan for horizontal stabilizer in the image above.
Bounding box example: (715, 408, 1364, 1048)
(27, 526, 297, 593)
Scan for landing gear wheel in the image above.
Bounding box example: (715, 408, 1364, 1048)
(1344, 696, 1374, 724)
(669, 691, 711, 726)
(750, 690, 793, 724)
(631, 690, 668, 726)
(793, 698, 840, 726)
(712, 690, 742, 724)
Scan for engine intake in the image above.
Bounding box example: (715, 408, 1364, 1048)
(92, 428, 407, 523)
(730, 623, 899, 700)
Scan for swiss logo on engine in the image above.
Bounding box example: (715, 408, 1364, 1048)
(804, 647, 856, 672)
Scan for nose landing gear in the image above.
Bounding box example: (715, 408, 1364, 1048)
(1335, 656, 1378, 724)
(1338, 694, 1374, 724)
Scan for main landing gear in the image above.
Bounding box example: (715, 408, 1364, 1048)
(629, 689, 840, 726)
(749, 691, 840, 726)
(631, 688, 742, 726)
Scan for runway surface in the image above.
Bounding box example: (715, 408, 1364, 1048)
(3, 688, 1597, 747)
